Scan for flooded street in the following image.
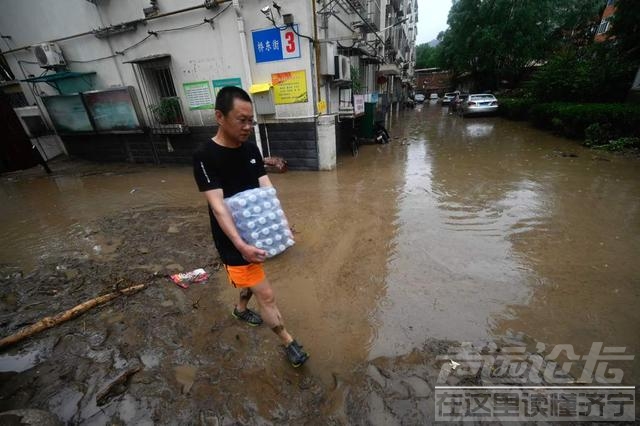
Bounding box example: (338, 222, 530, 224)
(1, 103, 639, 423)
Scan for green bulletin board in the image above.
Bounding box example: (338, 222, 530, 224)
(212, 78, 242, 101)
(183, 81, 214, 110)
(41, 95, 94, 133)
(83, 87, 143, 132)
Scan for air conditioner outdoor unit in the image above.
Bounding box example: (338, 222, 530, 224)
(334, 55, 351, 81)
(34, 42, 66, 69)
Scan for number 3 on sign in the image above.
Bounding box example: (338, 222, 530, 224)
(284, 31, 295, 53)
(280, 27, 301, 59)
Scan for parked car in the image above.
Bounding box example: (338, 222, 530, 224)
(441, 91, 459, 105)
(414, 93, 426, 103)
(460, 93, 499, 116)
(429, 93, 439, 100)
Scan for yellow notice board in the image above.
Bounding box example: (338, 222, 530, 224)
(272, 70, 308, 104)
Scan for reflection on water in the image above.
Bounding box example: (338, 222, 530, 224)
(464, 121, 495, 138)
(369, 126, 538, 358)
(370, 107, 640, 384)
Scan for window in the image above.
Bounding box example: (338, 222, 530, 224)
(597, 19, 610, 35)
(126, 54, 185, 128)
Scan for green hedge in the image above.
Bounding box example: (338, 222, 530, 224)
(528, 102, 640, 141)
(498, 98, 536, 120)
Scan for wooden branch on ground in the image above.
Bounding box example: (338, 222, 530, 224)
(0, 283, 147, 350)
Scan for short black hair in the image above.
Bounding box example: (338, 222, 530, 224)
(215, 86, 252, 116)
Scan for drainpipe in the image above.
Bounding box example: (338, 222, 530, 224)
(233, 0, 263, 155)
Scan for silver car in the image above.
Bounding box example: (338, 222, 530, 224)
(460, 94, 499, 116)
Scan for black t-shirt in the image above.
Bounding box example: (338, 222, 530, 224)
(193, 139, 266, 265)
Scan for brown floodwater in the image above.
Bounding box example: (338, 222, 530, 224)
(1, 102, 639, 393)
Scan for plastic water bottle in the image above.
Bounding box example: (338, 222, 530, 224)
(242, 209, 251, 218)
(263, 201, 272, 209)
(248, 194, 257, 202)
(258, 217, 266, 225)
(252, 206, 261, 214)
(261, 228, 270, 236)
(274, 234, 282, 241)
(238, 199, 247, 207)
(255, 241, 263, 249)
(265, 238, 273, 245)
(247, 221, 255, 229)
(271, 224, 279, 231)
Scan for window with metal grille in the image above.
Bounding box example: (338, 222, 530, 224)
(597, 19, 610, 35)
(126, 54, 184, 128)
(151, 67, 177, 98)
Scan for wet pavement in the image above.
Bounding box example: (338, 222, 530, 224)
(1, 102, 639, 423)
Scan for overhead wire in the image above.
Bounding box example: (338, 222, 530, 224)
(8, 3, 233, 65)
(65, 4, 232, 64)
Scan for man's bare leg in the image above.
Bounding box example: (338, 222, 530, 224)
(250, 277, 309, 366)
(250, 278, 293, 345)
(236, 288, 253, 312)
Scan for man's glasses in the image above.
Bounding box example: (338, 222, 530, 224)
(235, 117, 257, 127)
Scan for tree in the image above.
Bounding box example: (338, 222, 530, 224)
(415, 43, 444, 69)
(609, 0, 640, 62)
(439, 0, 603, 90)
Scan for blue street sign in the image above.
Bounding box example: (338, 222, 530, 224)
(252, 26, 301, 63)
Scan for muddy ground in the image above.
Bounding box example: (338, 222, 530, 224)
(2, 199, 630, 424)
(0, 201, 463, 424)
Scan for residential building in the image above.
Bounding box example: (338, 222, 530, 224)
(593, 0, 640, 102)
(0, 0, 417, 170)
(594, 0, 616, 42)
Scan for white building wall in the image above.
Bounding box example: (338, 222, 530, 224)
(1, 0, 318, 127)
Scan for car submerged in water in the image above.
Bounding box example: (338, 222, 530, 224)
(414, 93, 426, 103)
(459, 93, 499, 116)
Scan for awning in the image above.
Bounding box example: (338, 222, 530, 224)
(21, 71, 96, 83)
(378, 64, 401, 76)
(249, 83, 272, 94)
(123, 53, 171, 64)
(21, 71, 96, 94)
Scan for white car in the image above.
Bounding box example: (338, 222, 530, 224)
(414, 93, 426, 103)
(441, 91, 459, 105)
(429, 93, 439, 100)
(460, 94, 499, 116)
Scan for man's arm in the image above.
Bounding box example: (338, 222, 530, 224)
(203, 188, 267, 263)
(258, 175, 272, 188)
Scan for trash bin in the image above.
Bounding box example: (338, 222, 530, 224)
(361, 102, 376, 138)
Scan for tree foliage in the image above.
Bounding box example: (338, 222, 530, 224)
(439, 0, 603, 90)
(527, 44, 637, 102)
(608, 0, 640, 61)
(415, 43, 444, 69)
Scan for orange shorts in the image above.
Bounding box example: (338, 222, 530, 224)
(224, 263, 265, 288)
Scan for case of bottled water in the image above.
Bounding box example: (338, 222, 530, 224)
(225, 187, 295, 258)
